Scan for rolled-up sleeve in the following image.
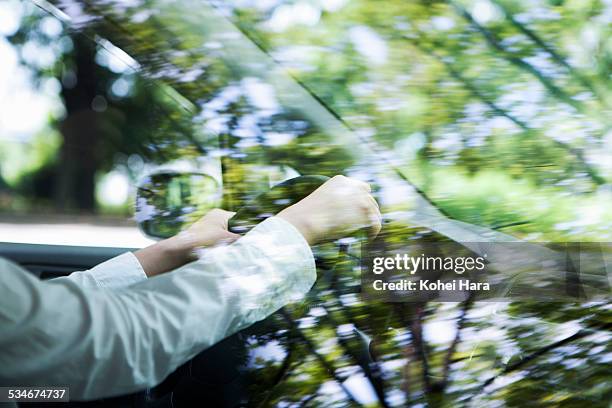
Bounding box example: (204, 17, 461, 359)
(0, 217, 315, 400)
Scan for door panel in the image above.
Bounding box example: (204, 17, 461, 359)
(0, 242, 133, 279)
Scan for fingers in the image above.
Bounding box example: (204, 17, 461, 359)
(370, 210, 382, 237)
(345, 176, 371, 192)
(357, 190, 381, 238)
(366, 192, 380, 211)
(207, 208, 236, 219)
(331, 175, 371, 192)
(365, 196, 382, 238)
(353, 179, 371, 192)
(218, 230, 241, 245)
(332, 175, 380, 237)
(205, 208, 237, 226)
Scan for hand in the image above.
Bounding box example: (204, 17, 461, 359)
(173, 208, 241, 250)
(135, 209, 240, 277)
(277, 175, 381, 245)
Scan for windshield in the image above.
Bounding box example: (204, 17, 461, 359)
(8, 0, 612, 406)
(38, 0, 611, 242)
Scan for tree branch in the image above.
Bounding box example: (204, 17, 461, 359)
(393, 304, 433, 395)
(490, 0, 609, 109)
(440, 296, 474, 390)
(279, 310, 362, 406)
(446, 0, 587, 116)
(466, 322, 612, 402)
(322, 306, 390, 407)
(410, 305, 433, 392)
(411, 39, 605, 185)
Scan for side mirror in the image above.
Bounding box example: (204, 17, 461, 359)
(135, 171, 221, 239)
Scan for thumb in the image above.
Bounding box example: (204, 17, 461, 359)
(218, 229, 241, 245)
(206, 208, 236, 221)
(217, 210, 237, 226)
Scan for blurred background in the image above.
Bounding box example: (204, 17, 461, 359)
(0, 1, 611, 405)
(0, 0, 611, 247)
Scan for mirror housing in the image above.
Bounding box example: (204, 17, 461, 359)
(135, 171, 220, 239)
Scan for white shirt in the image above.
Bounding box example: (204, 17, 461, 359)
(0, 217, 315, 400)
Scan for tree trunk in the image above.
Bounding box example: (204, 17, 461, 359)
(55, 35, 100, 213)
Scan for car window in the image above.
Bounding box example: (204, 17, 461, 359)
(0, 1, 158, 247)
(2, 0, 611, 406)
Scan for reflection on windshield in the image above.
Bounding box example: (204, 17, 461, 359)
(5, 0, 612, 405)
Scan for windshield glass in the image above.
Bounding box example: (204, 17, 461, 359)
(43, 0, 612, 242)
(17, 0, 612, 406)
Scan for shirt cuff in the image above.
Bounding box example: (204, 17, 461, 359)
(226, 216, 317, 324)
(253, 216, 316, 281)
(87, 252, 148, 288)
(267, 216, 315, 264)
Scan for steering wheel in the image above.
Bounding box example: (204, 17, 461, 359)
(137, 175, 374, 407)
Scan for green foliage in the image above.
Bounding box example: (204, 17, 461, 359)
(1, 0, 610, 405)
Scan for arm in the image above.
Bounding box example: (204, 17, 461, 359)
(0, 217, 314, 400)
(57, 209, 240, 289)
(57, 174, 380, 290)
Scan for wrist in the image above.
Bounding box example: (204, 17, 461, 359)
(161, 234, 198, 265)
(135, 236, 196, 277)
(277, 207, 318, 245)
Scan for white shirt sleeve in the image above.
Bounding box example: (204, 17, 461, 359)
(57, 252, 148, 289)
(0, 217, 315, 401)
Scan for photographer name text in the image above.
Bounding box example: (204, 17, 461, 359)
(372, 279, 490, 291)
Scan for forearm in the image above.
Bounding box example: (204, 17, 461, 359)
(133, 235, 196, 277)
(134, 210, 239, 277)
(59, 232, 201, 289)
